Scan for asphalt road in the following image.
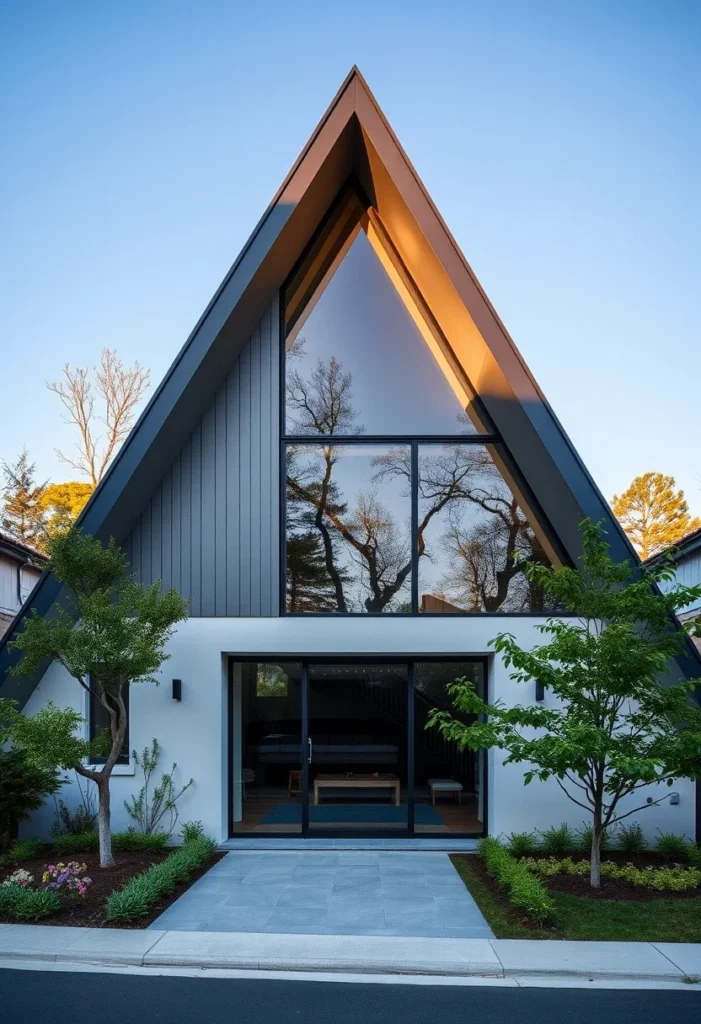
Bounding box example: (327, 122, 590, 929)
(0, 969, 699, 1023)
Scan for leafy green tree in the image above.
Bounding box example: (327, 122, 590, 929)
(427, 520, 701, 887)
(2, 530, 188, 868)
(1, 448, 47, 548)
(0, 747, 62, 852)
(612, 472, 701, 560)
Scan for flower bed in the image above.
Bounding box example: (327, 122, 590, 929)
(0, 842, 223, 928)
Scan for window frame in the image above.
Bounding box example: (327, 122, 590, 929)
(279, 189, 567, 617)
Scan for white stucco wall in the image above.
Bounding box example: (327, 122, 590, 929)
(21, 615, 696, 844)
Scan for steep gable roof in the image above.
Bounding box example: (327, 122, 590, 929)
(2, 66, 700, 705)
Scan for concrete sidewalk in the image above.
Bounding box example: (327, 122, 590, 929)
(0, 924, 700, 983)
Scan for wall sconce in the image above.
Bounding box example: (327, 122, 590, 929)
(535, 680, 545, 702)
(172, 679, 182, 702)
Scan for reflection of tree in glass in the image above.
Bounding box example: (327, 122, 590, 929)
(428, 451, 550, 611)
(286, 338, 363, 436)
(285, 346, 550, 612)
(256, 664, 289, 697)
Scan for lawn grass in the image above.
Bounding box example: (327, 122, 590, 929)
(451, 854, 701, 942)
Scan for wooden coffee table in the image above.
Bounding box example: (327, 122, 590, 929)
(313, 773, 401, 806)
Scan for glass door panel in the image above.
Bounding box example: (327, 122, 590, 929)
(414, 661, 485, 835)
(231, 662, 303, 834)
(306, 662, 409, 834)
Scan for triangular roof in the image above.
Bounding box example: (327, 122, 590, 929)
(2, 66, 700, 705)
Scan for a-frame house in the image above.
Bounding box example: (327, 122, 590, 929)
(2, 68, 697, 843)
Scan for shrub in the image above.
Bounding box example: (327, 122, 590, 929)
(51, 775, 98, 836)
(522, 856, 589, 877)
(123, 739, 193, 837)
(0, 748, 61, 853)
(505, 831, 538, 857)
(615, 823, 647, 854)
(180, 820, 205, 844)
(0, 837, 43, 868)
(106, 834, 216, 922)
(479, 837, 553, 923)
(0, 884, 61, 921)
(52, 831, 98, 855)
(112, 831, 170, 852)
(522, 856, 701, 892)
(538, 824, 577, 854)
(655, 832, 693, 861)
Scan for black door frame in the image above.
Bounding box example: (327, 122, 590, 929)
(227, 654, 488, 840)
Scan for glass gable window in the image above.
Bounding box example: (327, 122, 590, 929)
(285, 229, 478, 437)
(282, 197, 558, 614)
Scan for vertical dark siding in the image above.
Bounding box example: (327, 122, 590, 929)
(125, 299, 279, 616)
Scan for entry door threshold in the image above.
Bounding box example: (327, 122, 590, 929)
(221, 838, 479, 851)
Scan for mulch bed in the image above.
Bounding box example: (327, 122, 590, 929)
(540, 871, 700, 901)
(469, 850, 699, 904)
(524, 850, 700, 901)
(0, 848, 225, 928)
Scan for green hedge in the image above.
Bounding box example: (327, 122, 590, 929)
(52, 831, 170, 855)
(0, 837, 43, 868)
(105, 836, 216, 922)
(52, 832, 99, 855)
(479, 837, 553, 924)
(0, 884, 61, 921)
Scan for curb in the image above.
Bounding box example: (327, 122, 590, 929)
(0, 927, 699, 985)
(0, 947, 692, 984)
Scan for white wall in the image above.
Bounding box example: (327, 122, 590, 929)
(21, 615, 696, 844)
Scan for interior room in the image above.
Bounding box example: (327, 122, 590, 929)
(230, 658, 485, 836)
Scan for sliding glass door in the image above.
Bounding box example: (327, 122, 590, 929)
(306, 663, 409, 836)
(229, 656, 486, 838)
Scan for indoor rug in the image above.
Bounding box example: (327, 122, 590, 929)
(260, 803, 444, 826)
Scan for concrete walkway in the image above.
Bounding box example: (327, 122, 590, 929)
(149, 852, 493, 937)
(1, 925, 700, 983)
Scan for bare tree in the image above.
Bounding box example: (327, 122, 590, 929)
(47, 349, 150, 488)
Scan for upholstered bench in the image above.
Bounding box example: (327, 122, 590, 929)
(428, 778, 463, 806)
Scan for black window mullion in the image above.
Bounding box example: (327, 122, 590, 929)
(411, 441, 419, 615)
(407, 661, 415, 835)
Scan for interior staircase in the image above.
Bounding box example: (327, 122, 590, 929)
(354, 678, 476, 791)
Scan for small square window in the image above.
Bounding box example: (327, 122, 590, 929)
(255, 664, 289, 698)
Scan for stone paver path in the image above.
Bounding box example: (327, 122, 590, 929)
(150, 851, 493, 937)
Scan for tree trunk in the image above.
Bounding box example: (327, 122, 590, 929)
(97, 776, 115, 868)
(590, 813, 603, 889)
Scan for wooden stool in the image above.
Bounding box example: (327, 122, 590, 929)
(288, 769, 302, 796)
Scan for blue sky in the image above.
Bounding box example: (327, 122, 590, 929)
(2, 1, 699, 510)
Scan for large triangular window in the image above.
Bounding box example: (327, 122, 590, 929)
(282, 190, 558, 614)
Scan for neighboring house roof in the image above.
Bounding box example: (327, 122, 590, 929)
(0, 530, 49, 565)
(645, 526, 701, 568)
(1, 66, 700, 707)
